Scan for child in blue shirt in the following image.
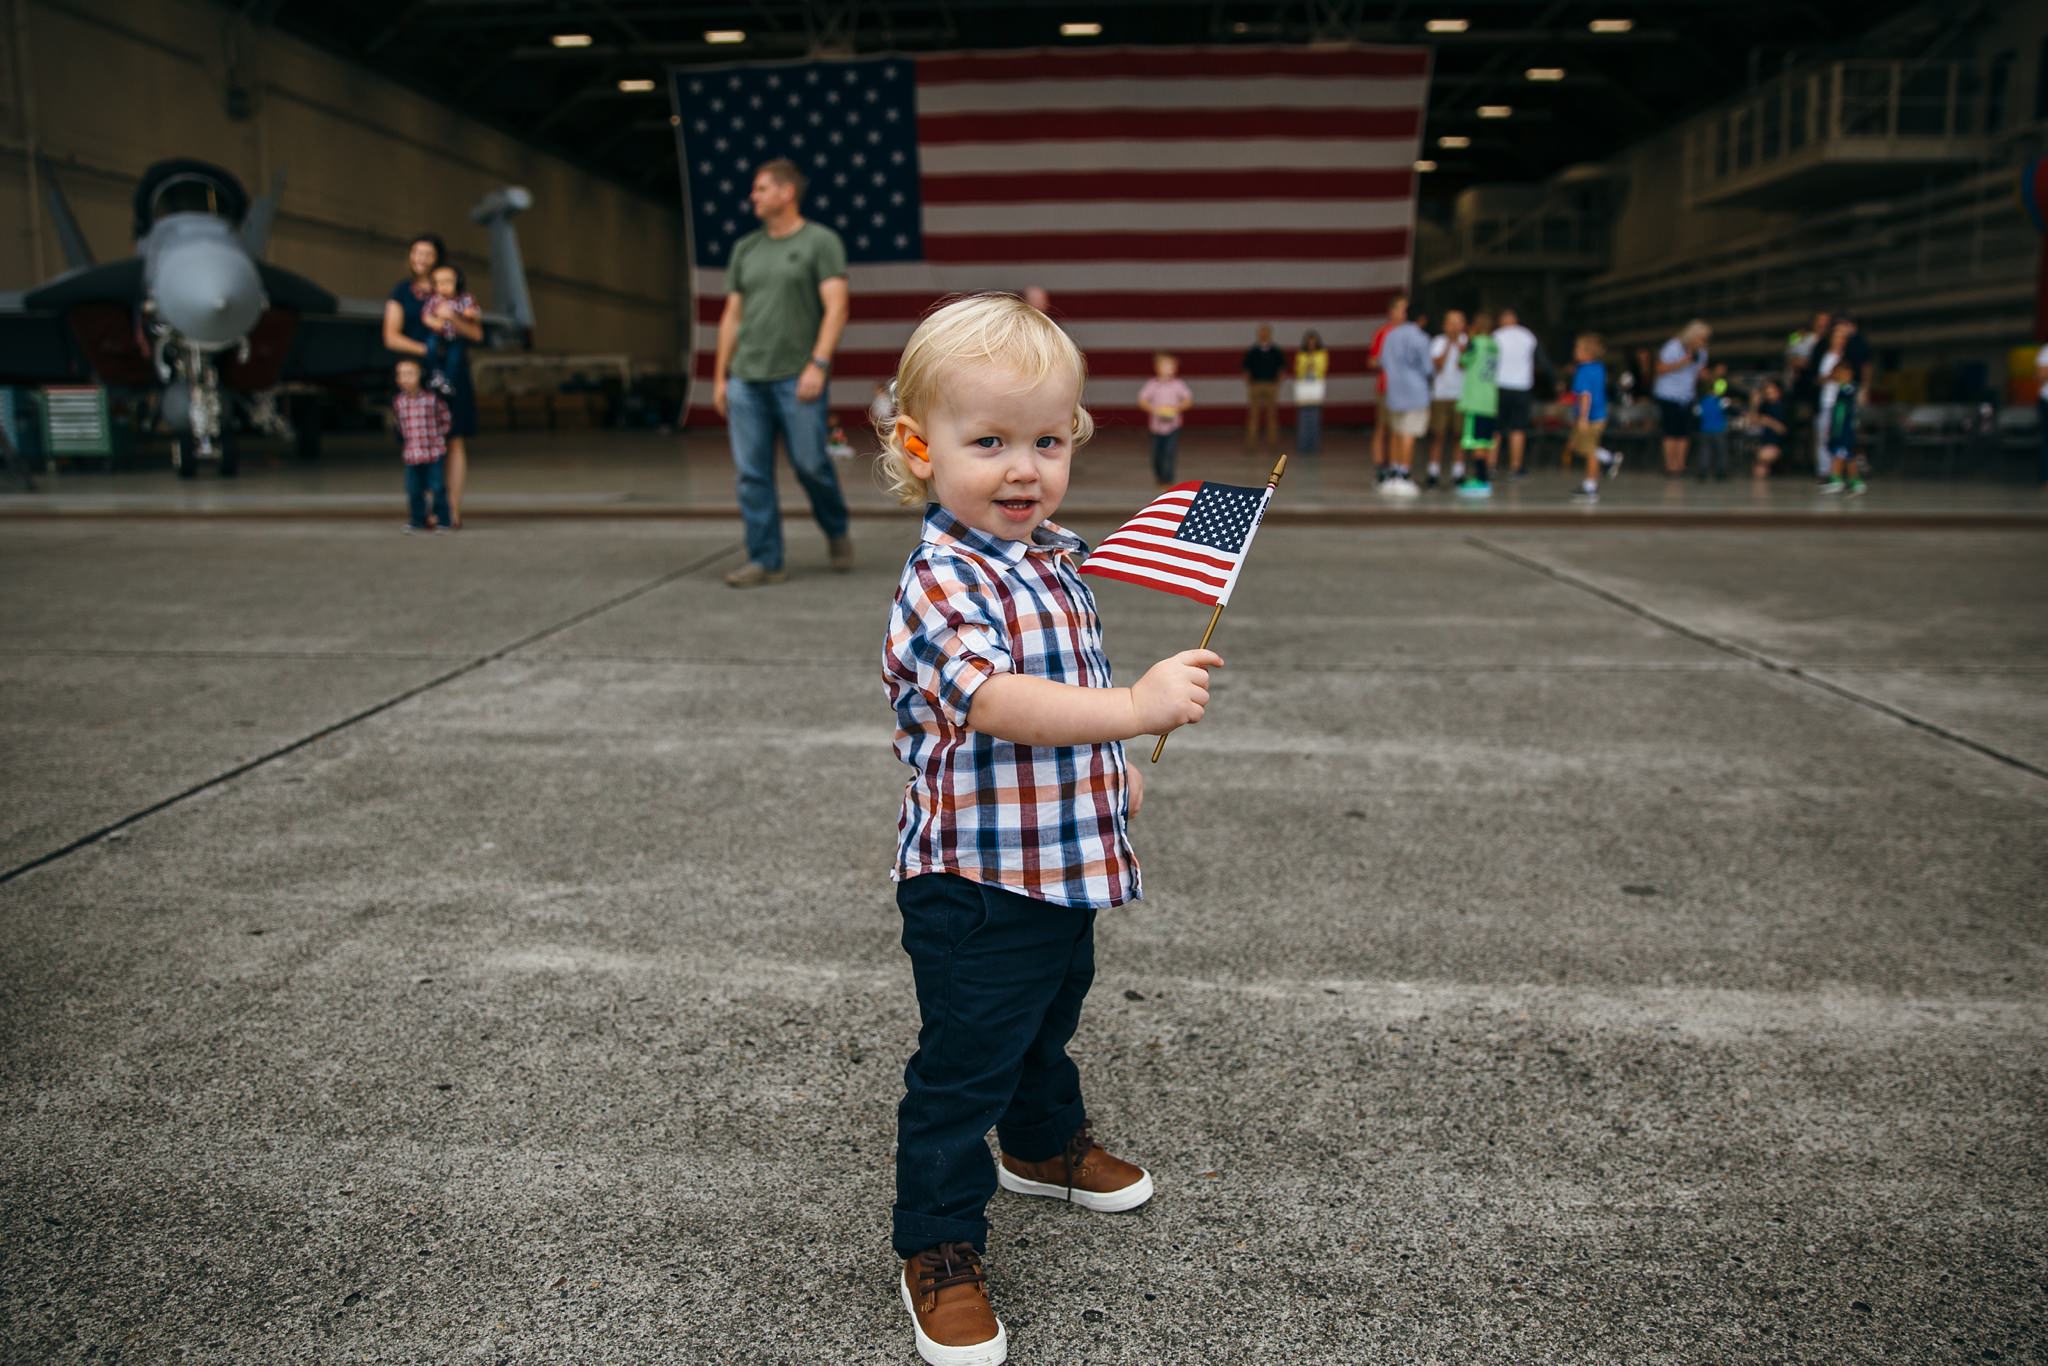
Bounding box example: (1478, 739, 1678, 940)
(1820, 362, 1866, 496)
(1693, 362, 1731, 481)
(1567, 333, 1609, 503)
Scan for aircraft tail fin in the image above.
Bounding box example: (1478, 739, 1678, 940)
(35, 153, 94, 270)
(469, 185, 535, 342)
(243, 169, 286, 259)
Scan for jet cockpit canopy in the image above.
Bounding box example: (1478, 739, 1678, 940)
(133, 160, 248, 240)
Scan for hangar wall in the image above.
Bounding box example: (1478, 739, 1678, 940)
(0, 0, 687, 368)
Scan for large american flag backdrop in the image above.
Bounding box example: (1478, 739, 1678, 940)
(670, 45, 1429, 431)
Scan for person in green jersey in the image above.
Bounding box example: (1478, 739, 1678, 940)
(1456, 311, 1501, 497)
(712, 158, 856, 588)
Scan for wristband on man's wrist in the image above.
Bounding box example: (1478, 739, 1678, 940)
(810, 354, 832, 371)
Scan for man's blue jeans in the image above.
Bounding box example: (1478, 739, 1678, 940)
(725, 377, 850, 571)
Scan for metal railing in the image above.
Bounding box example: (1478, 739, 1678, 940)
(1684, 60, 1989, 204)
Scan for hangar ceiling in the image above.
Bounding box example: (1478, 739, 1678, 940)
(254, 0, 1937, 207)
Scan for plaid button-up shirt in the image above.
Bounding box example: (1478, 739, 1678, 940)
(884, 505, 1139, 909)
(394, 390, 450, 465)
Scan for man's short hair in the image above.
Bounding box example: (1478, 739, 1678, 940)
(755, 158, 807, 199)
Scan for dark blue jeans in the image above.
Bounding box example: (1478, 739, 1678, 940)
(1295, 403, 1323, 454)
(1149, 430, 1180, 484)
(724, 376, 850, 571)
(404, 459, 449, 529)
(893, 873, 1095, 1257)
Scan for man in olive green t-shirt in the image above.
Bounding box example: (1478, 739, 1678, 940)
(711, 158, 853, 588)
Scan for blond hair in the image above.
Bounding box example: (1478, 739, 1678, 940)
(873, 293, 1094, 506)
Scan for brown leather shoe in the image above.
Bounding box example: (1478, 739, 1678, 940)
(900, 1243, 1006, 1365)
(998, 1121, 1154, 1213)
(827, 534, 855, 572)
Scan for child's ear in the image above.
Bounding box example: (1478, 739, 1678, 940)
(896, 418, 932, 477)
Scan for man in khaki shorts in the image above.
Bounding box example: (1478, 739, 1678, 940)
(1374, 301, 1434, 498)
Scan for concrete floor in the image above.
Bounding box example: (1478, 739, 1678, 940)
(7, 427, 2045, 524)
(1, 514, 2044, 1364)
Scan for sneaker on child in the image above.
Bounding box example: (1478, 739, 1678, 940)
(997, 1124, 1154, 1213)
(901, 1243, 1006, 1366)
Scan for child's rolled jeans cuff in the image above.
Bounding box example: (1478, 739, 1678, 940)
(892, 1206, 987, 1259)
(997, 1098, 1087, 1166)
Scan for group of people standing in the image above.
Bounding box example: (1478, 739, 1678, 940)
(383, 233, 481, 531)
(1362, 298, 1547, 498)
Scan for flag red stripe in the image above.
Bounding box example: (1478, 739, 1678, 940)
(922, 169, 1413, 204)
(923, 229, 1409, 264)
(1083, 550, 1231, 589)
(1091, 539, 1238, 576)
(694, 289, 1405, 324)
(1075, 564, 1223, 606)
(915, 49, 1430, 84)
(917, 108, 1422, 144)
(689, 348, 1379, 381)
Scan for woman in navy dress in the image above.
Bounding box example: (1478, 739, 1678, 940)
(382, 233, 481, 527)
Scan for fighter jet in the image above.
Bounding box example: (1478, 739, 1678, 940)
(0, 157, 535, 477)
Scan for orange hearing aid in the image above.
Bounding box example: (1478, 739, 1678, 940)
(897, 424, 929, 460)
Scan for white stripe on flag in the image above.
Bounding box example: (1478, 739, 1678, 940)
(915, 76, 1431, 113)
(918, 139, 1416, 174)
(696, 259, 1411, 295)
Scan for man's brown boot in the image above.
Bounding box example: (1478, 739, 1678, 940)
(827, 534, 855, 572)
(722, 561, 787, 589)
(900, 1242, 1006, 1366)
(997, 1120, 1154, 1213)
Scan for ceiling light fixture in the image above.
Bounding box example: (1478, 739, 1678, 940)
(617, 78, 657, 92)
(1588, 18, 1634, 33)
(1478, 104, 1513, 118)
(704, 30, 746, 44)
(1525, 67, 1566, 81)
(551, 33, 593, 48)
(1060, 22, 1103, 37)
(1438, 135, 1472, 149)
(1425, 18, 1469, 33)
(1414, 159, 1439, 172)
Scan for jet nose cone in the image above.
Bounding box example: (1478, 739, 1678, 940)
(153, 240, 265, 345)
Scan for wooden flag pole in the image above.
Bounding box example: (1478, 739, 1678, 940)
(1150, 452, 1288, 764)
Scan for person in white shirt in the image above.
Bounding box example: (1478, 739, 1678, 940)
(1427, 310, 1467, 488)
(1492, 307, 1539, 478)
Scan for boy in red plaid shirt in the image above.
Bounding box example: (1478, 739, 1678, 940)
(392, 359, 452, 533)
(876, 294, 1220, 1366)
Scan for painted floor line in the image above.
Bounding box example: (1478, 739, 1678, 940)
(1465, 535, 2048, 784)
(0, 542, 742, 887)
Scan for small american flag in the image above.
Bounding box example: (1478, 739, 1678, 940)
(1079, 480, 1273, 607)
